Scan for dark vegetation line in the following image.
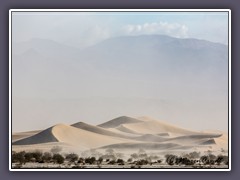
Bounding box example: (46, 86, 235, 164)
(12, 147, 228, 169)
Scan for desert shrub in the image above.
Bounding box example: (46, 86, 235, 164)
(136, 159, 148, 165)
(42, 152, 52, 163)
(51, 146, 62, 154)
(215, 155, 225, 165)
(185, 151, 201, 159)
(175, 157, 192, 165)
(97, 157, 103, 164)
(165, 154, 178, 165)
(12, 151, 26, 164)
(31, 151, 43, 162)
(209, 154, 216, 161)
(182, 157, 194, 165)
(157, 160, 162, 163)
(24, 152, 34, 162)
(127, 158, 133, 163)
(116, 159, 124, 165)
(85, 157, 96, 164)
(108, 159, 116, 165)
(65, 153, 79, 163)
(53, 154, 64, 164)
(200, 154, 217, 165)
(78, 157, 84, 164)
(200, 155, 210, 165)
(223, 156, 228, 165)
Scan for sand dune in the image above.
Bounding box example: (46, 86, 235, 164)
(13, 123, 137, 149)
(115, 124, 142, 135)
(13, 127, 58, 145)
(71, 121, 135, 139)
(122, 116, 198, 135)
(98, 116, 143, 128)
(99, 142, 182, 150)
(12, 130, 41, 142)
(12, 116, 228, 153)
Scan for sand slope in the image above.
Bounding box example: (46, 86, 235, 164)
(98, 116, 143, 128)
(71, 121, 136, 138)
(12, 116, 228, 153)
(13, 123, 137, 149)
(12, 130, 41, 142)
(114, 116, 196, 136)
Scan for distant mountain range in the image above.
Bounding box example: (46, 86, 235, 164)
(12, 34, 228, 97)
(12, 34, 229, 133)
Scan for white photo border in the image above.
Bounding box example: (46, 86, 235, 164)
(9, 9, 231, 172)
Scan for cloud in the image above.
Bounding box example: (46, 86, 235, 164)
(121, 22, 189, 38)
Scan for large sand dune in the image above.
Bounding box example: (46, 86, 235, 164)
(12, 116, 228, 153)
(13, 123, 136, 149)
(71, 121, 137, 138)
(121, 116, 198, 135)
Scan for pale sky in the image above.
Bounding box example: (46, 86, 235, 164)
(12, 11, 229, 48)
(11, 11, 229, 132)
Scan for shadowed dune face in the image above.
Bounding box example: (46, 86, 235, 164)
(71, 121, 136, 139)
(12, 116, 228, 153)
(12, 130, 41, 142)
(13, 127, 59, 145)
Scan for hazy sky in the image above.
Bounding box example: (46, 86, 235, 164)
(11, 11, 229, 132)
(12, 11, 229, 48)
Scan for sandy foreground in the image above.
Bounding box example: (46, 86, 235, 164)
(12, 116, 228, 169)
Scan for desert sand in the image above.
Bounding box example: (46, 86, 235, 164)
(12, 116, 228, 156)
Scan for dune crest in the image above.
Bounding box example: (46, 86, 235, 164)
(13, 116, 228, 153)
(98, 116, 143, 128)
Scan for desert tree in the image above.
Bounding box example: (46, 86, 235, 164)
(200, 155, 210, 165)
(78, 157, 85, 164)
(136, 159, 149, 166)
(65, 153, 79, 163)
(165, 154, 178, 166)
(12, 151, 26, 165)
(53, 154, 64, 164)
(97, 157, 103, 164)
(24, 152, 34, 162)
(116, 158, 125, 165)
(215, 155, 224, 165)
(108, 159, 116, 165)
(85, 157, 96, 164)
(127, 158, 133, 163)
(31, 151, 43, 163)
(42, 152, 52, 163)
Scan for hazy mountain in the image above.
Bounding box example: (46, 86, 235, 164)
(12, 35, 228, 132)
(13, 38, 80, 58)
